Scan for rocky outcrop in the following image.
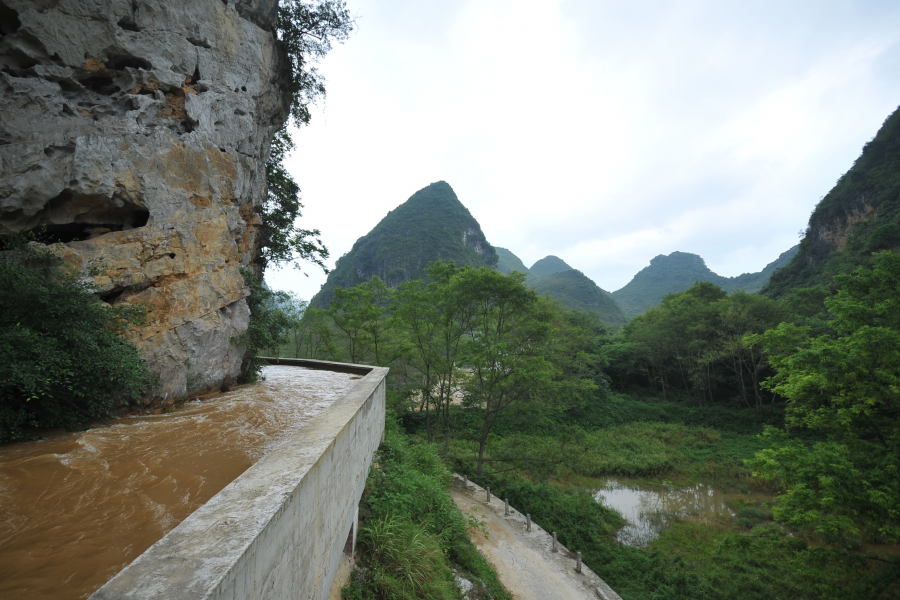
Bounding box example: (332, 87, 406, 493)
(763, 105, 900, 298)
(0, 0, 287, 399)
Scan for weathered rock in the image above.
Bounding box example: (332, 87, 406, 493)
(0, 0, 287, 399)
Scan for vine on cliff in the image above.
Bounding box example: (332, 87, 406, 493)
(259, 1, 354, 271)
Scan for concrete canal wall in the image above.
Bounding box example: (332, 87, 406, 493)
(92, 359, 387, 600)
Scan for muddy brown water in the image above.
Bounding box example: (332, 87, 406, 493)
(0, 366, 359, 600)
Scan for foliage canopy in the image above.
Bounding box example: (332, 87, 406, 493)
(0, 238, 150, 441)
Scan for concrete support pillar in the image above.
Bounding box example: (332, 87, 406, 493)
(352, 506, 359, 555)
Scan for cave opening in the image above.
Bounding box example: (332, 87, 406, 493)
(1, 190, 151, 244)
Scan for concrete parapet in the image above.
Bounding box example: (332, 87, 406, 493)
(91, 359, 388, 600)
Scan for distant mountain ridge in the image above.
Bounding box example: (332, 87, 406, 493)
(494, 250, 626, 326)
(496, 247, 529, 275)
(309, 181, 497, 308)
(526, 256, 573, 283)
(611, 247, 798, 318)
(530, 269, 627, 327)
(764, 105, 900, 297)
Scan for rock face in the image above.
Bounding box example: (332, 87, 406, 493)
(763, 105, 900, 297)
(0, 0, 287, 399)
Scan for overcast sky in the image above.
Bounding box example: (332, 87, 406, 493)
(265, 0, 900, 300)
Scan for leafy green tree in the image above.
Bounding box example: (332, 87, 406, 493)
(238, 269, 294, 382)
(451, 268, 557, 475)
(258, 1, 354, 270)
(751, 251, 900, 544)
(0, 239, 149, 441)
(288, 306, 336, 359)
(328, 277, 395, 364)
(621, 282, 725, 403)
(715, 292, 787, 408)
(259, 129, 329, 270)
(394, 262, 476, 446)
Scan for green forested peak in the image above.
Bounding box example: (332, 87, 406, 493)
(309, 181, 498, 307)
(530, 269, 627, 327)
(763, 105, 900, 297)
(611, 249, 797, 318)
(496, 247, 529, 275)
(527, 255, 573, 283)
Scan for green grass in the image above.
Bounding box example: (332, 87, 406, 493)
(344, 414, 510, 600)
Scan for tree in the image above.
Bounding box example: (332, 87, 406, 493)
(0, 238, 149, 441)
(751, 251, 900, 544)
(451, 268, 557, 475)
(258, 1, 355, 271)
(394, 262, 475, 447)
(327, 277, 395, 364)
(238, 270, 294, 382)
(716, 292, 786, 408)
(259, 129, 329, 270)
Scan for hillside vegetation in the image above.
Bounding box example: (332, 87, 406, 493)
(764, 105, 900, 297)
(262, 252, 900, 600)
(495, 247, 529, 275)
(611, 247, 797, 318)
(531, 269, 627, 327)
(309, 181, 497, 307)
(526, 255, 573, 283)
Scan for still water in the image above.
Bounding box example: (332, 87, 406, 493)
(594, 479, 762, 546)
(0, 366, 359, 599)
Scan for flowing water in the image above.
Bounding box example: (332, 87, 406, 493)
(594, 479, 770, 546)
(0, 366, 360, 599)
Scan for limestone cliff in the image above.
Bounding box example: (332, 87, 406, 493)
(0, 0, 288, 400)
(763, 105, 900, 297)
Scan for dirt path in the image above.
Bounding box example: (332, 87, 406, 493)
(451, 476, 621, 600)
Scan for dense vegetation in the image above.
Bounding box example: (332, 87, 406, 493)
(309, 182, 499, 308)
(258, 0, 354, 271)
(524, 254, 573, 283)
(530, 269, 627, 327)
(0, 236, 150, 441)
(494, 246, 529, 275)
(343, 416, 510, 599)
(259, 250, 900, 599)
(764, 105, 900, 297)
(611, 248, 798, 318)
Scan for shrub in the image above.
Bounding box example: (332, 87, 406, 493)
(0, 238, 149, 441)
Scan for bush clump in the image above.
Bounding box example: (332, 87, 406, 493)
(0, 238, 149, 441)
(344, 414, 510, 600)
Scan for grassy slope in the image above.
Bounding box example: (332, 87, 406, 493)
(400, 392, 900, 600)
(530, 269, 628, 328)
(310, 181, 498, 308)
(764, 105, 900, 297)
(344, 417, 510, 600)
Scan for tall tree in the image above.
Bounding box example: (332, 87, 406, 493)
(394, 262, 474, 446)
(752, 251, 900, 544)
(451, 268, 556, 475)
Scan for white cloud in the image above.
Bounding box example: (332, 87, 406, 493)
(266, 0, 900, 298)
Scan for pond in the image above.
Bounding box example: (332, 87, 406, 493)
(593, 478, 770, 546)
